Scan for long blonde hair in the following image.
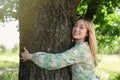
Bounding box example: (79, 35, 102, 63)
(77, 17, 98, 67)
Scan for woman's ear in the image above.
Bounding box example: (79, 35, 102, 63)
(86, 31, 89, 37)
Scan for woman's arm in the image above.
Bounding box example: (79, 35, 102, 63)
(32, 44, 87, 70)
(21, 43, 90, 70)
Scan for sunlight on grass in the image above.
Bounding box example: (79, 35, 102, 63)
(0, 54, 19, 69)
(0, 52, 19, 80)
(96, 54, 120, 80)
(0, 61, 18, 69)
(0, 55, 19, 63)
(97, 55, 120, 72)
(0, 71, 18, 80)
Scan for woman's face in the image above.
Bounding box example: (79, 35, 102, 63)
(72, 19, 88, 42)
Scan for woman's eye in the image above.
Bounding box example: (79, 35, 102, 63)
(80, 26, 84, 29)
(74, 24, 77, 27)
(73, 25, 77, 28)
(74, 23, 78, 27)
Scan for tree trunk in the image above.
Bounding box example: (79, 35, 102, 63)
(19, 0, 80, 80)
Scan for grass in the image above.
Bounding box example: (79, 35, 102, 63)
(0, 50, 19, 80)
(0, 55, 19, 69)
(0, 71, 18, 80)
(96, 54, 120, 80)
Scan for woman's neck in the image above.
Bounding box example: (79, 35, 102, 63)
(75, 39, 85, 43)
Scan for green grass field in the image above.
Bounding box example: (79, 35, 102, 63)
(96, 54, 120, 80)
(0, 51, 120, 80)
(0, 55, 19, 69)
(0, 50, 19, 80)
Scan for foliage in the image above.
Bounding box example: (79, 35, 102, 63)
(0, 45, 6, 53)
(0, 48, 19, 55)
(110, 72, 120, 80)
(77, 0, 120, 52)
(77, 0, 88, 15)
(11, 43, 19, 53)
(0, 0, 18, 22)
(94, 1, 120, 49)
(0, 71, 18, 80)
(0, 43, 19, 55)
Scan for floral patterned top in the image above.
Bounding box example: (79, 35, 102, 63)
(32, 42, 97, 80)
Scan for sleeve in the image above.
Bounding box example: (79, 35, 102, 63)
(32, 45, 86, 70)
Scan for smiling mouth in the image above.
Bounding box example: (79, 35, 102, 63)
(73, 32, 80, 35)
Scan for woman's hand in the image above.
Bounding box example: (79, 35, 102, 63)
(21, 47, 32, 62)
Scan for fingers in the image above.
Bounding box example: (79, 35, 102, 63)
(21, 58, 27, 62)
(23, 59, 27, 62)
(21, 57, 25, 62)
(21, 52, 25, 61)
(21, 52, 27, 62)
(21, 56, 27, 62)
(21, 47, 30, 62)
(23, 47, 29, 53)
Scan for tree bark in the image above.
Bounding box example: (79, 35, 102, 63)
(19, 0, 80, 80)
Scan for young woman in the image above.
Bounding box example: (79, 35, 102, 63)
(21, 17, 98, 80)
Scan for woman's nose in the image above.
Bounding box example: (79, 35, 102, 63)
(75, 27, 80, 31)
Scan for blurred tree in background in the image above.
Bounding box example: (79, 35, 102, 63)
(0, 0, 18, 22)
(0, 45, 6, 53)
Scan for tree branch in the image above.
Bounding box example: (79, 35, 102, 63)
(85, 0, 100, 20)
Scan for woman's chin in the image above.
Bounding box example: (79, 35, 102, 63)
(73, 37, 80, 40)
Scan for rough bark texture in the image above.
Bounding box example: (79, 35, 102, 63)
(19, 0, 80, 80)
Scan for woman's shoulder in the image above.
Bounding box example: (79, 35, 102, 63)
(75, 42, 90, 51)
(75, 41, 89, 47)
